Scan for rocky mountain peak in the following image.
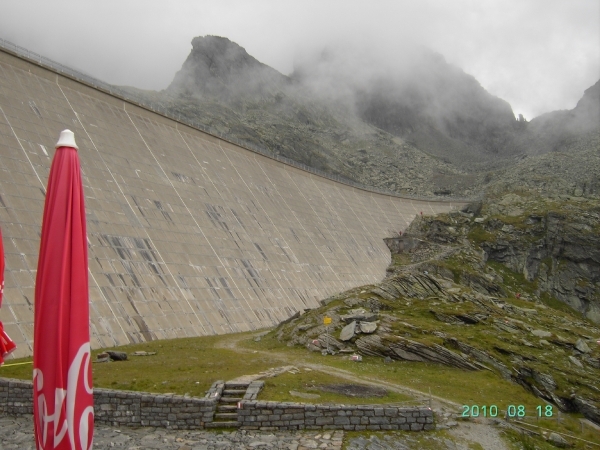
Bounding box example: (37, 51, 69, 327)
(167, 35, 288, 101)
(574, 78, 600, 120)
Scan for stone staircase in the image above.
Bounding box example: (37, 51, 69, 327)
(205, 380, 264, 429)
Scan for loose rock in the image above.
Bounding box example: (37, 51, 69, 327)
(359, 321, 378, 334)
(575, 338, 591, 354)
(340, 321, 357, 341)
(107, 351, 128, 361)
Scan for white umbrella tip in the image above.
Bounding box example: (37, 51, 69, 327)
(55, 129, 78, 149)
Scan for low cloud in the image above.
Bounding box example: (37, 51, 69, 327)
(0, 0, 597, 119)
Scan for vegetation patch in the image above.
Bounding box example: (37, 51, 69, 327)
(260, 370, 410, 404)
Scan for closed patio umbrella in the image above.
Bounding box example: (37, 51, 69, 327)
(33, 130, 93, 450)
(0, 226, 17, 365)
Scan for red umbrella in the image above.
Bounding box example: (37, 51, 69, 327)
(0, 226, 17, 365)
(33, 130, 93, 450)
(0, 227, 4, 308)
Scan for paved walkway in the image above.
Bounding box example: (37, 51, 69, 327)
(0, 415, 344, 450)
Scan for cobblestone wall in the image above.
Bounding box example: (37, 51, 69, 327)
(238, 400, 434, 431)
(0, 378, 32, 416)
(0, 378, 433, 432)
(0, 378, 216, 430)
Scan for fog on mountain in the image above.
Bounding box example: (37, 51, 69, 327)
(125, 35, 599, 199)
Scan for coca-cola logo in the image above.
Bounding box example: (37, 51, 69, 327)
(34, 343, 94, 450)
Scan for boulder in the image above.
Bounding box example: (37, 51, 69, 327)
(571, 395, 600, 424)
(340, 309, 377, 323)
(430, 310, 461, 324)
(547, 432, 570, 448)
(107, 351, 128, 361)
(340, 321, 357, 341)
(317, 334, 345, 350)
(355, 335, 390, 357)
(532, 329, 552, 338)
(533, 372, 557, 392)
(575, 338, 591, 353)
(306, 343, 321, 352)
(96, 352, 110, 363)
(583, 355, 600, 369)
(568, 355, 583, 368)
(360, 321, 378, 334)
(495, 321, 520, 334)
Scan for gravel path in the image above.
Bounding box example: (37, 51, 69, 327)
(448, 420, 509, 450)
(0, 415, 344, 450)
(0, 413, 513, 450)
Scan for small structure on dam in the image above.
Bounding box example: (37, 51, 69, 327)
(0, 44, 465, 357)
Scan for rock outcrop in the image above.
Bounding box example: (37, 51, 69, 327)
(273, 195, 600, 424)
(477, 203, 600, 323)
(167, 36, 289, 102)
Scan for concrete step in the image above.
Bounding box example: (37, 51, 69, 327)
(223, 389, 246, 395)
(205, 421, 240, 428)
(219, 397, 242, 403)
(214, 413, 238, 420)
(225, 382, 250, 389)
(217, 405, 237, 412)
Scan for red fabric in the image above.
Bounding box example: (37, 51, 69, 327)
(0, 227, 16, 366)
(0, 321, 17, 361)
(0, 227, 4, 308)
(33, 145, 93, 450)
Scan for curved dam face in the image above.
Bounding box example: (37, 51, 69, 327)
(0, 49, 465, 357)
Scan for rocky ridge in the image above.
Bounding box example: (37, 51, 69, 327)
(273, 193, 600, 424)
(120, 36, 599, 200)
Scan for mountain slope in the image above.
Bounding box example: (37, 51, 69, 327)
(516, 79, 600, 156)
(272, 194, 600, 425)
(121, 36, 599, 199)
(293, 47, 523, 169)
(125, 36, 477, 197)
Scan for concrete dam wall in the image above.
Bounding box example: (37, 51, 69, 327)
(0, 48, 464, 358)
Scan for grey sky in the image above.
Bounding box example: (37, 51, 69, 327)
(0, 0, 598, 119)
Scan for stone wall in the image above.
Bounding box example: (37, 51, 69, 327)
(238, 401, 433, 431)
(0, 378, 31, 416)
(0, 378, 433, 432)
(0, 378, 216, 430)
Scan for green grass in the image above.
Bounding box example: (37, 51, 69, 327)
(3, 329, 598, 447)
(503, 422, 600, 450)
(243, 333, 555, 412)
(467, 225, 497, 245)
(1, 332, 284, 397)
(486, 260, 538, 296)
(539, 291, 584, 317)
(260, 370, 412, 404)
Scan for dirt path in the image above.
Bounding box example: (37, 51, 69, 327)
(216, 332, 510, 450)
(217, 332, 454, 406)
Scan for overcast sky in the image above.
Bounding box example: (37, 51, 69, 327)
(1, 0, 598, 119)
